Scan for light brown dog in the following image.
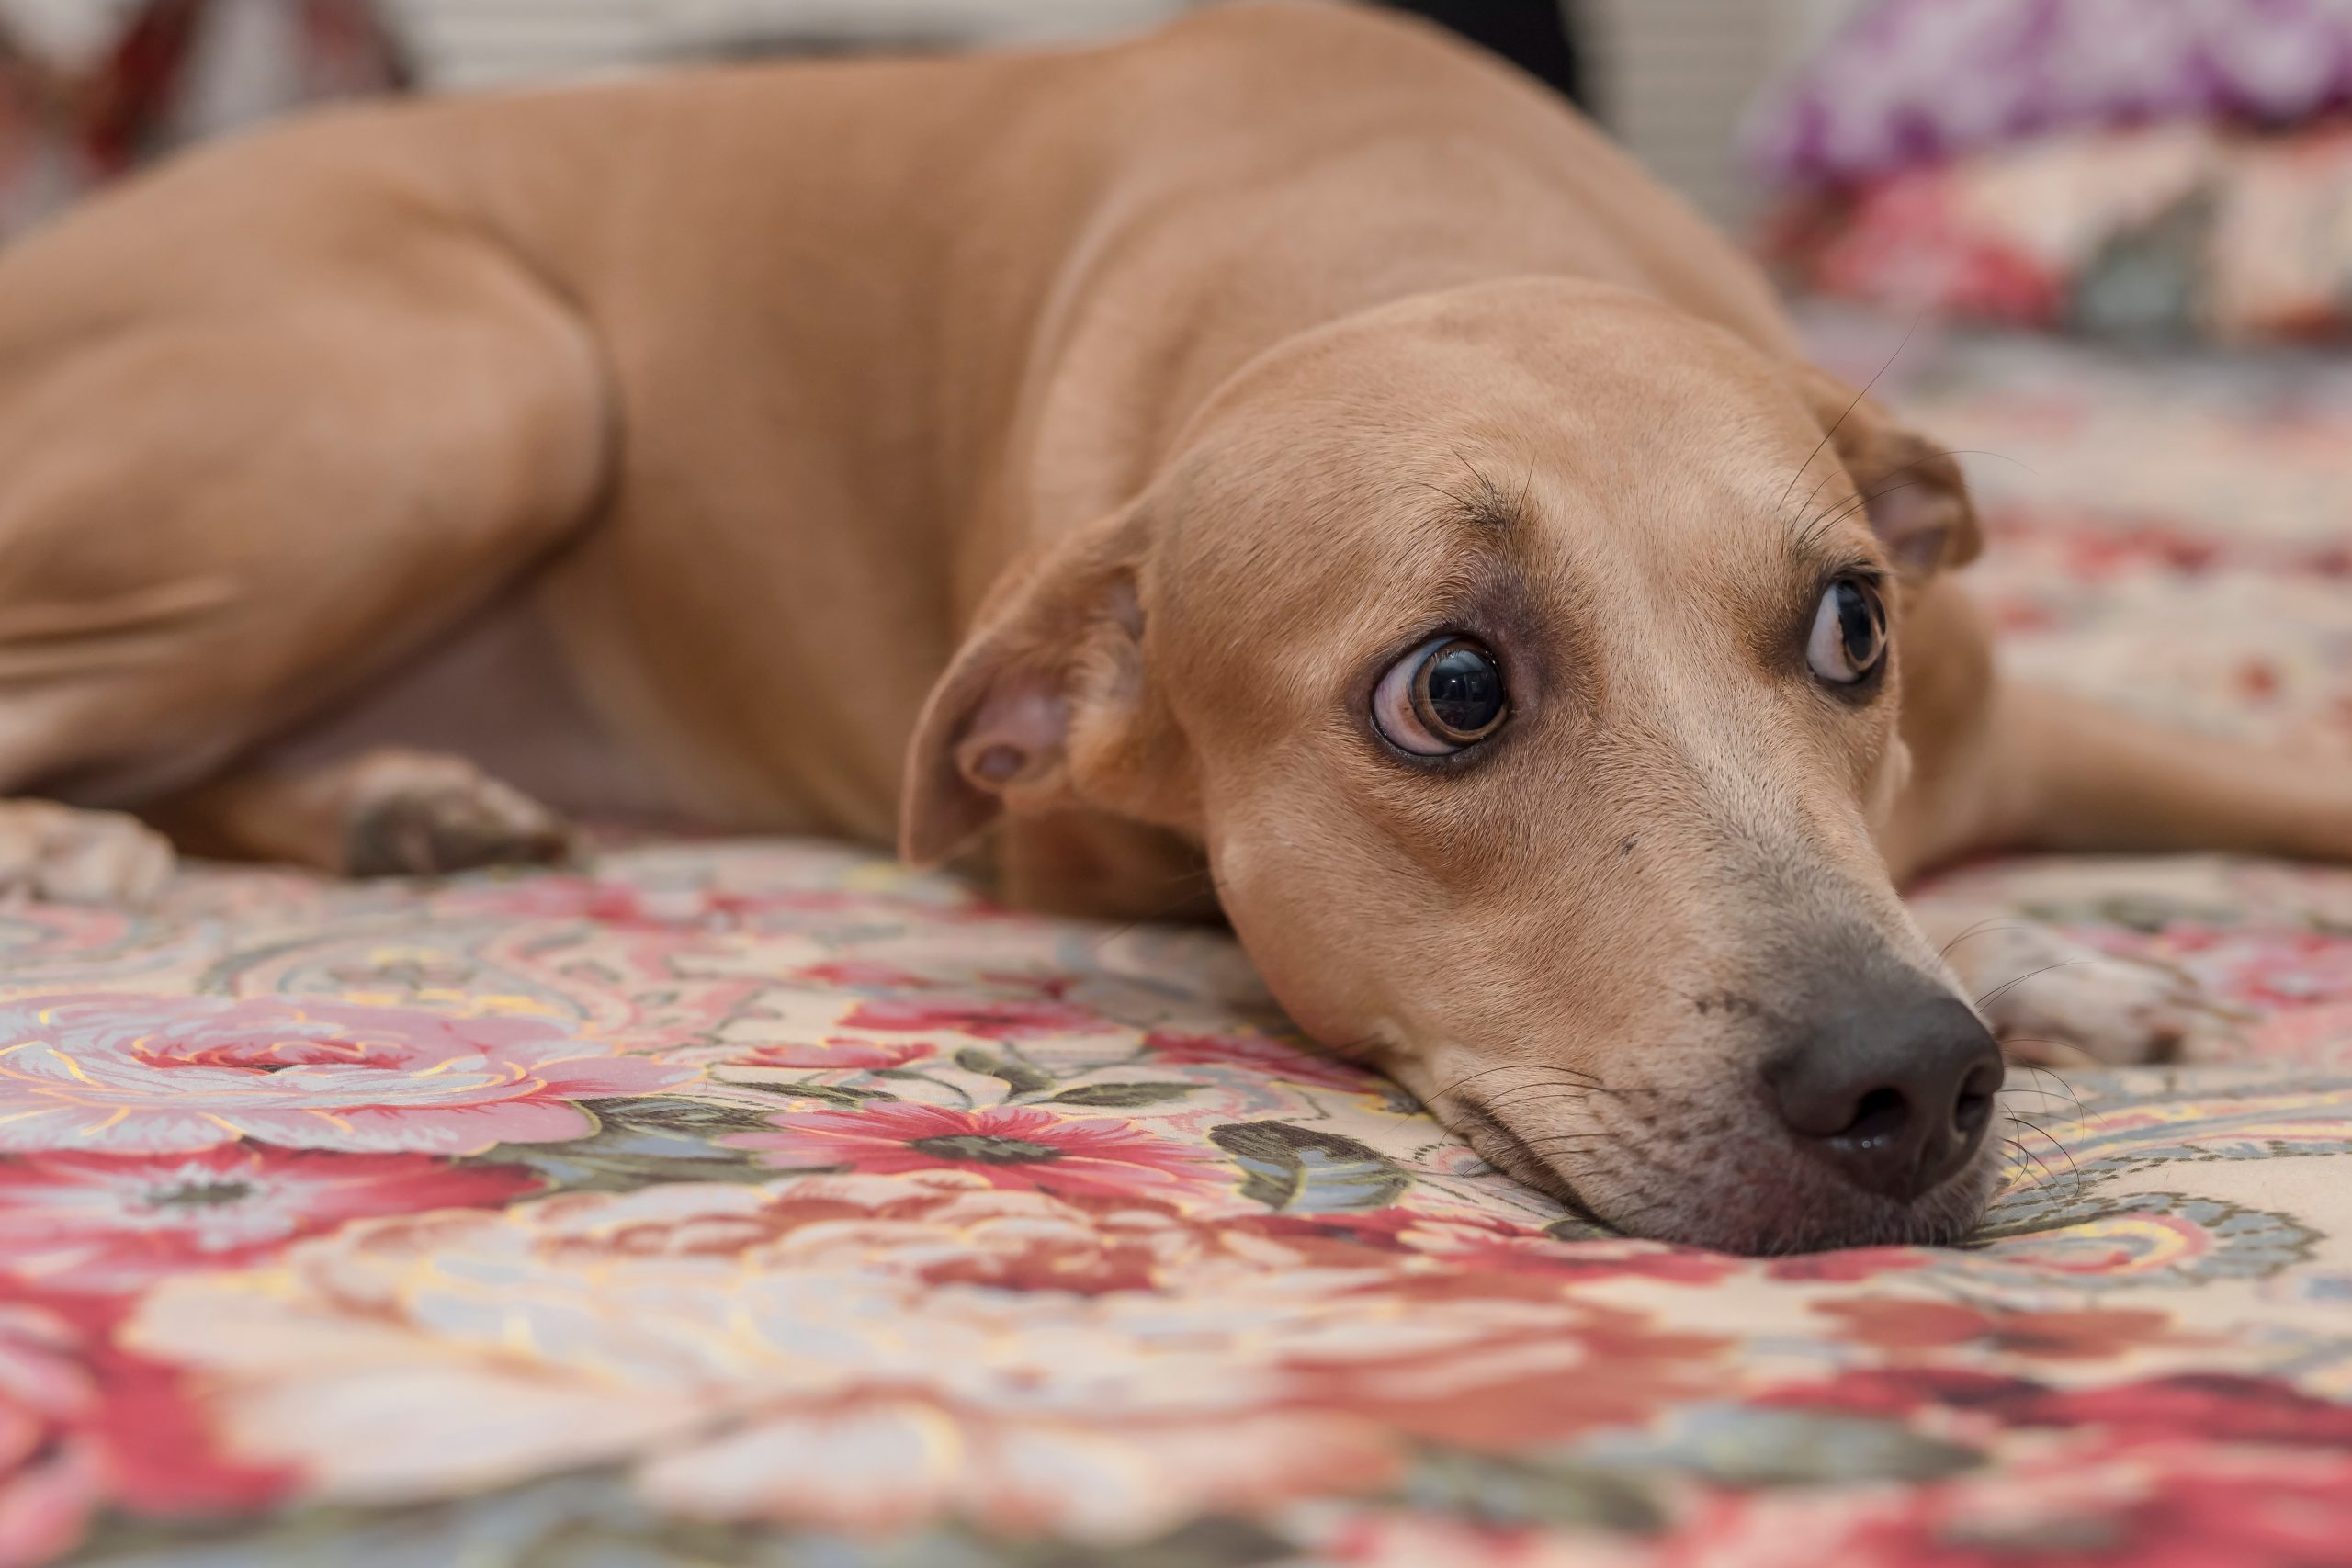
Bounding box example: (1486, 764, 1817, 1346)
(0, 1, 2337, 1251)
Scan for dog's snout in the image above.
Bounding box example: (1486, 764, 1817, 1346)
(1766, 991, 2003, 1202)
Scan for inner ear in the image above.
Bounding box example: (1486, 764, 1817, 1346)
(1794, 366, 1982, 580)
(955, 675, 1068, 794)
(899, 513, 1171, 868)
(900, 626, 1097, 870)
(1857, 426, 1980, 578)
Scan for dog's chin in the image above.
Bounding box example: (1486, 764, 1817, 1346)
(1550, 1140, 2002, 1257)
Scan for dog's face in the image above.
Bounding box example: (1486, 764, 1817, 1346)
(906, 278, 2003, 1253)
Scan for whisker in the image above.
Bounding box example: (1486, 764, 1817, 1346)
(1791, 463, 1843, 530)
(1974, 960, 2097, 1012)
(1508, 1134, 1617, 1154)
(1796, 440, 2032, 552)
(1428, 1060, 1609, 1104)
(1938, 917, 2026, 963)
(1793, 443, 2029, 547)
(1800, 474, 1926, 551)
(2007, 1111, 2085, 1190)
(1475, 1089, 1605, 1117)
(1312, 1032, 1387, 1066)
(1775, 311, 1919, 514)
(1407, 477, 1483, 513)
(1999, 1134, 2059, 1191)
(2010, 1060, 2094, 1124)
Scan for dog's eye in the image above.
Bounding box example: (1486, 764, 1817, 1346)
(1808, 577, 1888, 686)
(1374, 636, 1508, 755)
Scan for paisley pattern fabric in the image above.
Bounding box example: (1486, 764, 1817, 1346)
(8, 329, 2352, 1565)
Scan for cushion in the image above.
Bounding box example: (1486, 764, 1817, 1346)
(1764, 122, 2352, 344)
(1747, 0, 2352, 188)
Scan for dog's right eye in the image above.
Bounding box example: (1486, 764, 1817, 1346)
(1373, 636, 1509, 755)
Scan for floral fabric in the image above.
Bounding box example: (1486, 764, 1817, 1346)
(5, 329, 2352, 1564)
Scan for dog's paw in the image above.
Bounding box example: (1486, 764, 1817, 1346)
(1947, 920, 2247, 1066)
(341, 753, 574, 877)
(0, 800, 175, 906)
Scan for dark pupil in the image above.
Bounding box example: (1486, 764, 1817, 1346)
(1836, 583, 1882, 666)
(1420, 644, 1504, 735)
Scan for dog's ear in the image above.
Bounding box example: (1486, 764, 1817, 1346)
(899, 507, 1186, 866)
(1795, 366, 1981, 579)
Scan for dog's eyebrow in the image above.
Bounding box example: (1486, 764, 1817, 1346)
(1458, 490, 1523, 535)
(1419, 461, 1528, 536)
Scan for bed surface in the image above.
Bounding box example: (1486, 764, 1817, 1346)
(10, 325, 2352, 1567)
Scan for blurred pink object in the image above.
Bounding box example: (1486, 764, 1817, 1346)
(0, 0, 404, 241)
(1765, 120, 2352, 343)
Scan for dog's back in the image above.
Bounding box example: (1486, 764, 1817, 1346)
(0, 0, 1792, 854)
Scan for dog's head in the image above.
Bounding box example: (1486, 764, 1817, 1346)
(903, 277, 2003, 1253)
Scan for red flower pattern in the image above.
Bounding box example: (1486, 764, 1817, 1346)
(836, 998, 1105, 1040)
(1814, 1299, 2184, 1360)
(731, 1101, 1221, 1199)
(0, 1145, 538, 1293)
(1140, 1029, 1378, 1092)
(0, 1288, 288, 1566)
(728, 1038, 933, 1073)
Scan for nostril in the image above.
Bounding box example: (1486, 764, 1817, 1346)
(1836, 1085, 1911, 1145)
(1766, 987, 2001, 1202)
(1952, 1060, 2002, 1137)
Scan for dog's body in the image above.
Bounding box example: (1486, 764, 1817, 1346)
(0, 1, 2342, 1250)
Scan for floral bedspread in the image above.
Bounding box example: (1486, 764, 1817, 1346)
(10, 328, 2352, 1567)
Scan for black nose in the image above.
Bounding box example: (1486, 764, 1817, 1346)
(1766, 991, 2003, 1202)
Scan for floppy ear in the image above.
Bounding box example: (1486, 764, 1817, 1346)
(899, 508, 1185, 866)
(1795, 366, 1982, 579)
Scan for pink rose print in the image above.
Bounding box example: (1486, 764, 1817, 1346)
(444, 878, 849, 931)
(0, 1288, 288, 1567)
(0, 1145, 540, 1293)
(836, 998, 1102, 1041)
(1248, 1209, 1741, 1287)
(2027, 1374, 2352, 1450)
(0, 995, 687, 1156)
(1763, 1246, 1938, 1284)
(734, 1101, 1218, 1199)
(731, 1038, 933, 1072)
(791, 962, 934, 989)
(1760, 1367, 2352, 1453)
(1677, 1448, 2352, 1568)
(1815, 1299, 2181, 1360)
(1142, 1028, 1380, 1092)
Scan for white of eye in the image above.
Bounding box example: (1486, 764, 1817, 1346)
(1373, 636, 1508, 756)
(1808, 579, 1888, 686)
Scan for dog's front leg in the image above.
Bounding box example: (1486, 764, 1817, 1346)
(1913, 904, 2248, 1066)
(148, 750, 576, 879)
(0, 801, 177, 905)
(1903, 678, 2344, 1064)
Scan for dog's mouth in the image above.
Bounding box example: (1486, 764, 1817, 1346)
(1451, 1096, 1612, 1224)
(1450, 1089, 1999, 1255)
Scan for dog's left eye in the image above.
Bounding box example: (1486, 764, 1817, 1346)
(1374, 636, 1509, 755)
(1808, 577, 1888, 686)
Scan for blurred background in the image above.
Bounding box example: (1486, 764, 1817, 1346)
(5, 0, 2351, 347)
(0, 2, 1860, 231)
